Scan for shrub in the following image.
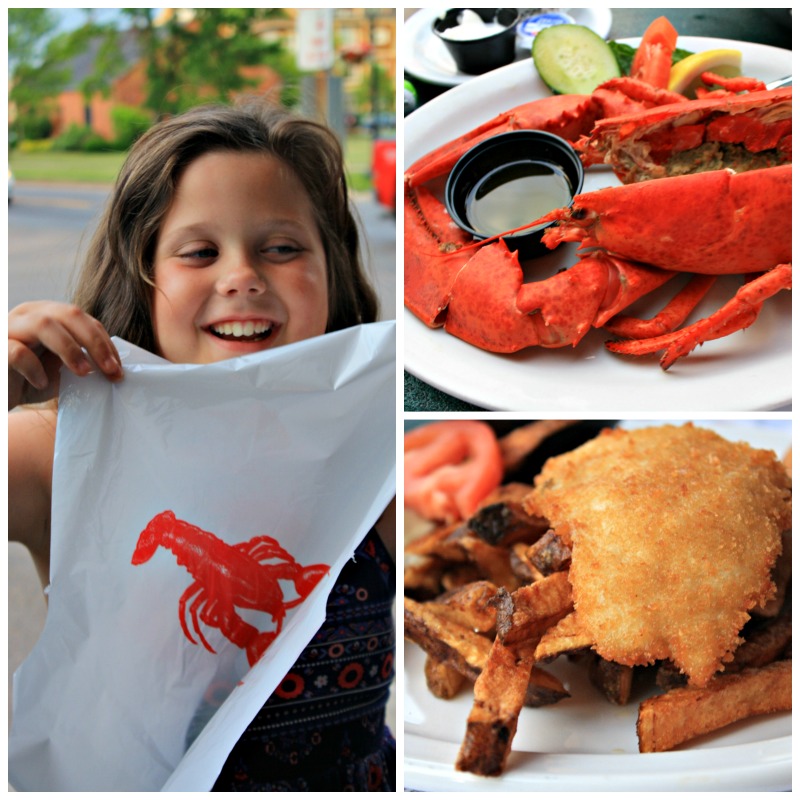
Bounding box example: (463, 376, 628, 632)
(15, 114, 54, 142)
(17, 138, 55, 153)
(111, 105, 153, 150)
(53, 124, 94, 152)
(82, 133, 114, 152)
(53, 124, 114, 152)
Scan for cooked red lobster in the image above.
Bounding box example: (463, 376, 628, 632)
(404, 17, 791, 368)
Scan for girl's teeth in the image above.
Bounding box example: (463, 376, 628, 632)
(212, 321, 271, 338)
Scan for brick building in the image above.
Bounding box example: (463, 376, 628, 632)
(49, 8, 396, 142)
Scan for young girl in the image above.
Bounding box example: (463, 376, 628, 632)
(8, 101, 395, 791)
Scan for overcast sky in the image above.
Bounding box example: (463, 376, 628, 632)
(55, 8, 162, 32)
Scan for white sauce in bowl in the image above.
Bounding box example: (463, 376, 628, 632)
(438, 9, 507, 40)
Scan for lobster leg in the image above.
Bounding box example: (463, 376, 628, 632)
(237, 534, 296, 564)
(518, 252, 681, 335)
(406, 95, 601, 188)
(697, 71, 767, 94)
(181, 582, 217, 654)
(607, 264, 791, 368)
(603, 274, 717, 338)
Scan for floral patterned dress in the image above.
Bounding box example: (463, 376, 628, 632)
(212, 529, 395, 791)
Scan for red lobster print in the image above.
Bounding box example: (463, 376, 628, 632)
(131, 510, 329, 666)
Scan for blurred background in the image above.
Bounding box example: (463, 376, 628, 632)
(7, 6, 397, 766)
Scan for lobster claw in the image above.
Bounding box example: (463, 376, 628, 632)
(444, 240, 545, 352)
(294, 564, 329, 600)
(404, 183, 475, 326)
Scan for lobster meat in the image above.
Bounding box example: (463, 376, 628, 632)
(132, 510, 329, 666)
(581, 85, 791, 182)
(404, 18, 792, 368)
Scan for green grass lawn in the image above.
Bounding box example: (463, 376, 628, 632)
(9, 150, 128, 184)
(344, 131, 374, 192)
(10, 131, 380, 190)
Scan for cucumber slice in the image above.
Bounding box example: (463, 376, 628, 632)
(533, 24, 621, 94)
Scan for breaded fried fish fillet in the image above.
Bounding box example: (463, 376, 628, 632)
(524, 424, 791, 687)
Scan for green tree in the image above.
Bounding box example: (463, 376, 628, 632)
(353, 62, 395, 120)
(122, 8, 301, 116)
(9, 9, 68, 141)
(8, 9, 123, 142)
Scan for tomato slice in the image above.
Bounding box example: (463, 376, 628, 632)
(404, 421, 504, 522)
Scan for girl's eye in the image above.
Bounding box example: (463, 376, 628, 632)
(180, 247, 218, 260)
(264, 244, 303, 259)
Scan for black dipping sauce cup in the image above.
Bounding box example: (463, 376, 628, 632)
(433, 9, 520, 75)
(445, 130, 585, 260)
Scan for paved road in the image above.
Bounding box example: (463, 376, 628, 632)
(8, 181, 397, 747)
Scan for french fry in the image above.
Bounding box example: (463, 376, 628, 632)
(475, 481, 535, 508)
(525, 665, 570, 707)
(455, 637, 535, 776)
(534, 612, 594, 661)
(494, 571, 573, 646)
(406, 513, 527, 591)
(405, 520, 469, 561)
(509, 542, 546, 583)
(637, 659, 792, 753)
(429, 580, 499, 633)
(498, 420, 578, 472)
(731, 604, 792, 669)
(441, 562, 484, 591)
(404, 596, 491, 682)
(424, 655, 466, 699)
(458, 536, 522, 590)
(404, 556, 449, 600)
(587, 655, 634, 705)
(466, 483, 550, 546)
(526, 530, 572, 576)
(406, 594, 569, 707)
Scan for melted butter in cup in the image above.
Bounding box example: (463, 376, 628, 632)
(445, 129, 585, 259)
(466, 161, 574, 237)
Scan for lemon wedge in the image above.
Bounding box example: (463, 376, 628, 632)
(668, 49, 743, 99)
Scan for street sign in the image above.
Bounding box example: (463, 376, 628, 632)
(296, 9, 335, 71)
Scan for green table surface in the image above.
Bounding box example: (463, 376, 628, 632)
(403, 8, 791, 412)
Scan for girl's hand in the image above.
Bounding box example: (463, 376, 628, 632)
(8, 301, 123, 410)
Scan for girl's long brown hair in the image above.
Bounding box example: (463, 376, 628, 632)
(73, 101, 379, 353)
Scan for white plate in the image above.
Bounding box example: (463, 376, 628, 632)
(403, 38, 792, 412)
(404, 7, 613, 86)
(404, 420, 792, 792)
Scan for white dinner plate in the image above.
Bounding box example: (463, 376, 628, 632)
(404, 420, 792, 792)
(404, 7, 614, 87)
(403, 38, 792, 412)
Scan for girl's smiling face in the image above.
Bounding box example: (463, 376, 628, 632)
(152, 150, 329, 364)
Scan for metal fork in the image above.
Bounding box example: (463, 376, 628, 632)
(766, 75, 791, 89)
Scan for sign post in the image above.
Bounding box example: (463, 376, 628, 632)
(295, 9, 336, 126)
